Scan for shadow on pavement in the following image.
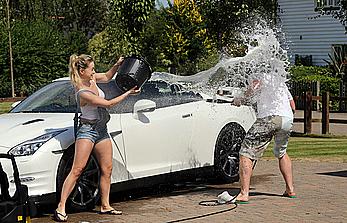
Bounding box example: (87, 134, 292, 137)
(249, 191, 283, 198)
(317, 170, 347, 178)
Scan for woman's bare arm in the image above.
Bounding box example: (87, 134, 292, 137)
(94, 57, 124, 83)
(80, 86, 139, 108)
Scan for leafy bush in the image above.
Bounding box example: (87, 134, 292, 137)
(140, 9, 168, 71)
(289, 65, 339, 95)
(88, 26, 132, 72)
(0, 20, 70, 97)
(66, 31, 89, 55)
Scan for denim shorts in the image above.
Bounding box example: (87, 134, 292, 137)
(76, 123, 110, 144)
(239, 116, 293, 160)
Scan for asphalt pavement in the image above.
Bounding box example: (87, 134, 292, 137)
(31, 159, 347, 223)
(31, 110, 347, 223)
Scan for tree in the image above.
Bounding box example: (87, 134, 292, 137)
(332, 0, 347, 32)
(0, 0, 15, 97)
(108, 0, 155, 55)
(88, 25, 131, 69)
(196, 0, 249, 51)
(316, 0, 347, 33)
(160, 0, 212, 75)
(1, 0, 108, 36)
(316, 0, 347, 109)
(140, 8, 169, 71)
(59, 0, 108, 35)
(245, 0, 277, 19)
(0, 0, 107, 97)
(0, 20, 70, 97)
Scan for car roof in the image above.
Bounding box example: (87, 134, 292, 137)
(52, 77, 170, 84)
(53, 77, 70, 82)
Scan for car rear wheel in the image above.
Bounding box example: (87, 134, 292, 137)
(56, 148, 100, 211)
(214, 123, 246, 183)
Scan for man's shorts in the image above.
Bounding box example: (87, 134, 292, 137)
(239, 115, 293, 160)
(76, 123, 110, 144)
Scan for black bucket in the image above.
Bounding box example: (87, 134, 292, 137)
(115, 56, 152, 92)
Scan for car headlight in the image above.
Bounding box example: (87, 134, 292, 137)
(8, 130, 67, 156)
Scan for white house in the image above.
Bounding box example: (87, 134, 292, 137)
(278, 0, 347, 66)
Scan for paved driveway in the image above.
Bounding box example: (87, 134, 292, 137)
(31, 159, 347, 223)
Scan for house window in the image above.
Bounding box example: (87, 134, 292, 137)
(295, 54, 313, 66)
(315, 0, 340, 9)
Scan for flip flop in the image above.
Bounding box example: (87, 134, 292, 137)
(99, 209, 122, 215)
(283, 191, 297, 198)
(234, 200, 249, 204)
(53, 210, 68, 222)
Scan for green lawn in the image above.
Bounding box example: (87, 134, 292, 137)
(0, 102, 12, 114)
(263, 136, 347, 162)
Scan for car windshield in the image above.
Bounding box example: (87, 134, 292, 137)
(11, 80, 76, 113)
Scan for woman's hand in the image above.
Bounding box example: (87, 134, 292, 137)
(115, 57, 124, 67)
(128, 86, 141, 95)
(96, 56, 125, 82)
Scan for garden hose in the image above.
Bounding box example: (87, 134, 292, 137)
(166, 160, 258, 223)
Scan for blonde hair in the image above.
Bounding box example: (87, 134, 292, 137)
(69, 54, 94, 88)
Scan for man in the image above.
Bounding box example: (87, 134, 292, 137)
(234, 75, 296, 203)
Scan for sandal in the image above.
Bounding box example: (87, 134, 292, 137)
(53, 209, 68, 222)
(283, 191, 297, 198)
(234, 200, 250, 204)
(99, 209, 122, 215)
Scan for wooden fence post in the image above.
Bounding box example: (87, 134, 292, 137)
(304, 91, 312, 134)
(322, 91, 330, 134)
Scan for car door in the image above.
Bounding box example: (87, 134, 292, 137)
(99, 81, 130, 183)
(119, 81, 201, 179)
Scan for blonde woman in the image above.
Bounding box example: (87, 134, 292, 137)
(54, 54, 139, 222)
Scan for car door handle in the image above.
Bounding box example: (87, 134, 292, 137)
(182, 114, 192, 118)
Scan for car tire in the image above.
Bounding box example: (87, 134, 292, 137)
(214, 123, 246, 183)
(56, 148, 100, 211)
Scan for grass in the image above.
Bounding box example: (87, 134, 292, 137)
(0, 102, 12, 114)
(263, 136, 347, 162)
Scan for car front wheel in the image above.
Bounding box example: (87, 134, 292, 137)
(214, 123, 246, 183)
(56, 148, 100, 211)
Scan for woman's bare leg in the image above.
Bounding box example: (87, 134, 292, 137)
(56, 139, 94, 215)
(93, 139, 114, 211)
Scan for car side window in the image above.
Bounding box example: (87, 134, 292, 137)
(102, 80, 203, 114)
(99, 81, 139, 114)
(134, 81, 203, 110)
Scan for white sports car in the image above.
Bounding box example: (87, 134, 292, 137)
(0, 77, 255, 212)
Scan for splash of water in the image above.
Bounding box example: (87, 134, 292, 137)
(151, 19, 291, 99)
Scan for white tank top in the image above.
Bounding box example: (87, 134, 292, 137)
(77, 84, 105, 120)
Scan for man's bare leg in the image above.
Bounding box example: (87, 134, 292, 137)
(279, 153, 295, 195)
(236, 155, 254, 201)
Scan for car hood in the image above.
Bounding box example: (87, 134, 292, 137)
(0, 113, 73, 150)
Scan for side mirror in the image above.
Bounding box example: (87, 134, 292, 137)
(133, 99, 156, 119)
(11, 101, 21, 108)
